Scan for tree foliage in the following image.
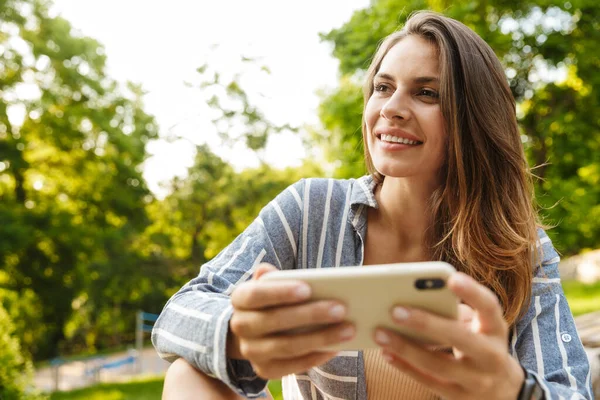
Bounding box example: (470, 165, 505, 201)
(0, 0, 321, 362)
(0, 0, 158, 358)
(189, 58, 298, 154)
(0, 303, 45, 400)
(144, 144, 324, 286)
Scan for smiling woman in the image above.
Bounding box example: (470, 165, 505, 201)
(152, 11, 593, 400)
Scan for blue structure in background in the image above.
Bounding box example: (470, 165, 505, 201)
(49, 310, 160, 391)
(136, 310, 159, 372)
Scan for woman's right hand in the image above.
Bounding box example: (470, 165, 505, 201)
(228, 263, 356, 379)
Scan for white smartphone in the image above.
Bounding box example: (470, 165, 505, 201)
(260, 261, 458, 351)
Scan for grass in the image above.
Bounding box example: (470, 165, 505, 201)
(269, 380, 283, 400)
(49, 377, 284, 400)
(562, 279, 600, 316)
(49, 377, 164, 400)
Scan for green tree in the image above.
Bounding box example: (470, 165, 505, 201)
(0, 0, 158, 358)
(317, 0, 600, 255)
(189, 57, 298, 155)
(143, 144, 324, 287)
(0, 303, 45, 400)
(0, 271, 46, 361)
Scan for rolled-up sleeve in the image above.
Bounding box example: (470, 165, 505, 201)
(510, 229, 593, 399)
(151, 180, 304, 397)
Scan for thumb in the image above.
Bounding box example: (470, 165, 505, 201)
(253, 263, 278, 280)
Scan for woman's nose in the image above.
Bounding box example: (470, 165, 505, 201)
(380, 90, 412, 121)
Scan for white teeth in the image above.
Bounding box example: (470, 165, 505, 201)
(380, 134, 419, 145)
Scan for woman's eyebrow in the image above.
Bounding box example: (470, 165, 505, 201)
(374, 72, 394, 81)
(374, 73, 439, 84)
(414, 76, 439, 84)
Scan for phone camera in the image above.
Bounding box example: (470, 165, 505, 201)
(415, 278, 445, 290)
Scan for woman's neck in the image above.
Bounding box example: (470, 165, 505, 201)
(373, 177, 439, 250)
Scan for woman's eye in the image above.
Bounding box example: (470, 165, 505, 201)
(374, 83, 390, 93)
(418, 88, 439, 98)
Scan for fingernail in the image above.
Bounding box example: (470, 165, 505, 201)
(340, 326, 355, 340)
(375, 330, 390, 345)
(329, 304, 346, 319)
(382, 352, 394, 362)
(393, 307, 410, 321)
(295, 284, 311, 299)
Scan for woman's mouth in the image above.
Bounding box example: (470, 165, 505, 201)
(377, 134, 423, 146)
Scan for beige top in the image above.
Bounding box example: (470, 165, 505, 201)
(364, 349, 441, 399)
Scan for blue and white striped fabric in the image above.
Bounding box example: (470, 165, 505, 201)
(152, 175, 593, 399)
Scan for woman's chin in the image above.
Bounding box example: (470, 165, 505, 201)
(373, 166, 441, 187)
(373, 164, 413, 178)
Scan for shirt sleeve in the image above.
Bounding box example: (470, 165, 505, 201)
(151, 179, 305, 398)
(510, 229, 594, 399)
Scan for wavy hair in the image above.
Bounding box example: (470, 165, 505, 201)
(362, 11, 540, 326)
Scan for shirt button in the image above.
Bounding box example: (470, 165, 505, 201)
(561, 333, 572, 343)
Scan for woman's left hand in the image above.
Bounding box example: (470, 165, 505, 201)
(374, 272, 525, 400)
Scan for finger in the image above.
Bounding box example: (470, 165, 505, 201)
(230, 300, 347, 338)
(374, 328, 479, 388)
(389, 305, 490, 358)
(448, 273, 506, 336)
(253, 263, 278, 280)
(381, 350, 465, 400)
(252, 351, 338, 380)
(231, 279, 311, 310)
(457, 303, 474, 326)
(456, 304, 474, 356)
(239, 322, 355, 361)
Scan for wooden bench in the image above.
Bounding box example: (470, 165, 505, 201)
(574, 310, 600, 396)
(574, 310, 600, 348)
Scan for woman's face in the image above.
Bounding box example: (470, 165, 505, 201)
(364, 35, 446, 184)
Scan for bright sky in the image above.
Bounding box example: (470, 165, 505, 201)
(49, 0, 370, 197)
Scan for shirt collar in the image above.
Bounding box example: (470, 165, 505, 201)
(350, 175, 379, 209)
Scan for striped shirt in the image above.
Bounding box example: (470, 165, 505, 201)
(151, 175, 593, 399)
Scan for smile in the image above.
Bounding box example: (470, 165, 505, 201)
(378, 134, 422, 145)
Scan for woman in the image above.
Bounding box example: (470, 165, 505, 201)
(152, 11, 593, 399)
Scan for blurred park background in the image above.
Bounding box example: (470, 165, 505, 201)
(1, 0, 600, 398)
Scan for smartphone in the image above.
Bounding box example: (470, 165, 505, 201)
(260, 261, 458, 351)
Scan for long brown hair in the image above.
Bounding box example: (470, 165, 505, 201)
(362, 11, 540, 326)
